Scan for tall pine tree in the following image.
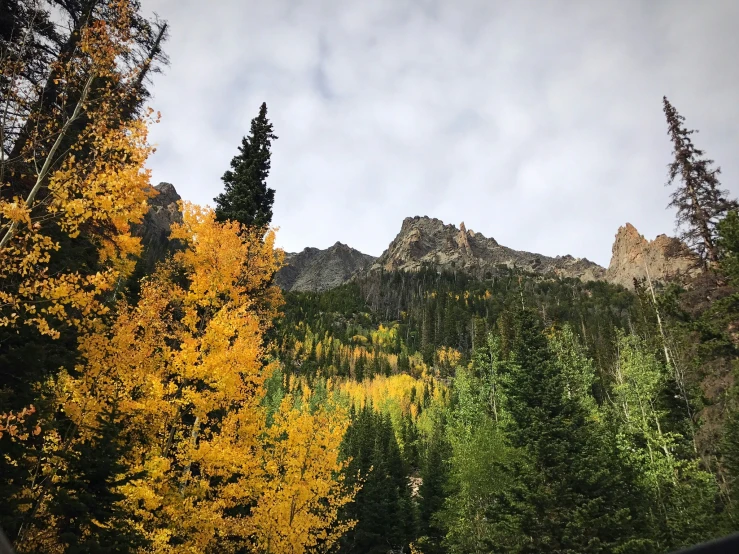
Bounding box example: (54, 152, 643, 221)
(214, 102, 278, 228)
(663, 96, 737, 265)
(501, 308, 652, 553)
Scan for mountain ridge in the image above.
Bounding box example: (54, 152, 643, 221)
(371, 215, 606, 281)
(139, 184, 697, 292)
(275, 241, 376, 292)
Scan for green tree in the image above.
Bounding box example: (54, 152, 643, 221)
(340, 407, 415, 553)
(663, 96, 738, 265)
(214, 102, 278, 228)
(502, 309, 650, 554)
(548, 324, 597, 414)
(611, 332, 721, 550)
(436, 364, 523, 554)
(717, 211, 739, 282)
(417, 414, 450, 553)
(48, 405, 149, 554)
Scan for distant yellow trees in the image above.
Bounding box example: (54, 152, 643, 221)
(340, 374, 446, 421)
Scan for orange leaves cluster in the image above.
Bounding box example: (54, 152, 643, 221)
(0, 405, 41, 441)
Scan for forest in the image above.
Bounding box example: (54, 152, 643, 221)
(2, 1, 739, 553)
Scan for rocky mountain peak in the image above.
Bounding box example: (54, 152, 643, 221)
(151, 182, 180, 206)
(456, 222, 474, 256)
(132, 182, 183, 273)
(135, 185, 694, 293)
(275, 242, 376, 292)
(605, 223, 698, 288)
(373, 216, 605, 281)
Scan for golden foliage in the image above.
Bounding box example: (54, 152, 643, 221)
(0, 0, 155, 337)
(339, 374, 445, 421)
(14, 205, 353, 553)
(246, 397, 357, 554)
(435, 346, 462, 373)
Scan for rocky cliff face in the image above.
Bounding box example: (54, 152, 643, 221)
(133, 182, 182, 274)
(371, 216, 606, 281)
(605, 223, 697, 289)
(275, 242, 376, 292)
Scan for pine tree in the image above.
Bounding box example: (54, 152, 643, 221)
(418, 415, 450, 553)
(50, 405, 148, 554)
(502, 308, 651, 553)
(663, 96, 738, 264)
(214, 102, 278, 228)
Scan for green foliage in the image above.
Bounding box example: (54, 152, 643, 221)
(435, 364, 522, 554)
(417, 413, 450, 552)
(275, 263, 739, 551)
(48, 405, 149, 554)
(339, 406, 415, 553)
(610, 333, 721, 550)
(500, 309, 650, 553)
(718, 210, 739, 283)
(214, 102, 277, 228)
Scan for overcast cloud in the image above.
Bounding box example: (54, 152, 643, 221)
(139, 0, 739, 267)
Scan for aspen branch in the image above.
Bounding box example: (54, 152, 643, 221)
(0, 71, 95, 251)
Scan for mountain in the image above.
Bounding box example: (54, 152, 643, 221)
(605, 223, 698, 288)
(139, 185, 696, 293)
(371, 216, 606, 281)
(275, 242, 376, 292)
(133, 182, 182, 274)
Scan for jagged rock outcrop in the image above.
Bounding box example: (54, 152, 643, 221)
(133, 182, 182, 274)
(276, 242, 376, 292)
(371, 216, 606, 281)
(605, 223, 697, 289)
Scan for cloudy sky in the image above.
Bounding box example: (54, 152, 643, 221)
(139, 0, 739, 267)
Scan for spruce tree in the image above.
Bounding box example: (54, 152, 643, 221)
(502, 308, 651, 553)
(214, 102, 278, 228)
(418, 416, 450, 553)
(339, 407, 415, 554)
(663, 96, 738, 264)
(49, 405, 148, 553)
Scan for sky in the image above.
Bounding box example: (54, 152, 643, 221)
(138, 0, 739, 267)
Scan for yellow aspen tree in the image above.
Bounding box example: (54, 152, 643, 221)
(30, 205, 357, 553)
(0, 0, 155, 338)
(12, 204, 281, 551)
(245, 396, 358, 554)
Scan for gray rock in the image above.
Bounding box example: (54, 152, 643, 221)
(132, 182, 182, 273)
(276, 242, 376, 292)
(371, 216, 606, 281)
